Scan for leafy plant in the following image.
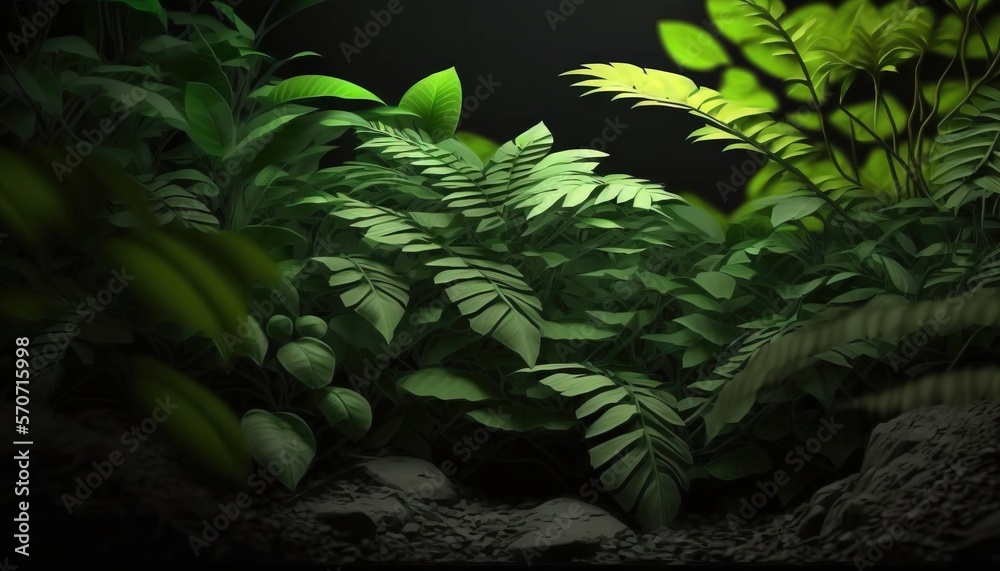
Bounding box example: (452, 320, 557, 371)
(658, 0, 1000, 217)
(559, 0, 1000, 526)
(0, 0, 387, 490)
(2, 0, 996, 532)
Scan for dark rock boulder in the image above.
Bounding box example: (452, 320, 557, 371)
(790, 400, 1000, 563)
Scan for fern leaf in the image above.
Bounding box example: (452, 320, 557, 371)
(351, 122, 501, 220)
(145, 183, 219, 232)
(563, 63, 854, 217)
(929, 85, 1000, 210)
(428, 252, 543, 367)
(524, 364, 692, 530)
(329, 195, 442, 253)
(313, 256, 409, 342)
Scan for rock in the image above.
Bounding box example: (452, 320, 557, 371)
(505, 498, 630, 562)
(359, 456, 458, 502)
(307, 496, 410, 538)
(951, 510, 1000, 559)
(402, 522, 421, 535)
(797, 504, 827, 538)
(788, 401, 1000, 555)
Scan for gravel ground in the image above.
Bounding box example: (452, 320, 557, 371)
(4, 399, 999, 566)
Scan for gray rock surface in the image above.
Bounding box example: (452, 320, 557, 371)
(358, 456, 458, 502)
(796, 401, 1000, 563)
(6, 398, 999, 565)
(306, 494, 410, 538)
(505, 497, 630, 562)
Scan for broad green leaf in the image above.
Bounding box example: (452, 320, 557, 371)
(295, 315, 328, 337)
(232, 312, 268, 365)
(266, 315, 294, 340)
(720, 68, 779, 111)
(211, 1, 254, 39)
(541, 320, 618, 340)
(314, 387, 372, 439)
(399, 67, 463, 142)
(277, 337, 337, 388)
(771, 196, 825, 227)
(107, 0, 166, 26)
(873, 254, 918, 295)
(707, 0, 760, 43)
(185, 82, 234, 157)
(264, 75, 384, 105)
(659, 21, 731, 71)
(666, 204, 726, 244)
(693, 271, 737, 300)
(398, 368, 503, 402)
(41, 37, 100, 60)
(673, 314, 736, 345)
(241, 410, 316, 491)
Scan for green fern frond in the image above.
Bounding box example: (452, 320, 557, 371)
(734, 0, 828, 100)
(511, 171, 682, 219)
(522, 363, 691, 530)
(564, 63, 811, 161)
(482, 121, 557, 203)
(145, 182, 219, 232)
(312, 256, 410, 342)
(328, 195, 442, 253)
(352, 121, 501, 219)
(929, 85, 1000, 210)
(428, 251, 544, 367)
(563, 62, 853, 220)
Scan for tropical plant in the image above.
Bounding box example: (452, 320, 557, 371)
(559, 0, 1000, 524)
(300, 0, 1000, 528)
(658, 0, 1000, 219)
(0, 0, 392, 490)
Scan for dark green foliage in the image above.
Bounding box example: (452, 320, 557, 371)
(1, 0, 997, 529)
